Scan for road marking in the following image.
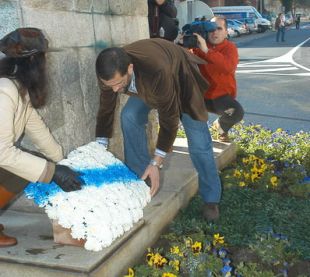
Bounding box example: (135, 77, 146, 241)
(237, 37, 310, 76)
(239, 64, 292, 67)
(238, 67, 298, 73)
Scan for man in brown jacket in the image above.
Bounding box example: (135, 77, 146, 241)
(95, 38, 221, 220)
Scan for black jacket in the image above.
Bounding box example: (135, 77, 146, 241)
(148, 0, 178, 41)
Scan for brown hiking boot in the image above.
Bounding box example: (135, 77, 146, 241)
(218, 133, 230, 143)
(202, 203, 220, 221)
(0, 225, 17, 247)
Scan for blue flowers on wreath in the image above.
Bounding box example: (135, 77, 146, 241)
(24, 164, 140, 206)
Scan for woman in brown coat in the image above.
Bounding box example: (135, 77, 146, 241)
(0, 28, 83, 247)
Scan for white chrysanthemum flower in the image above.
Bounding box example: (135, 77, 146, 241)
(42, 142, 151, 251)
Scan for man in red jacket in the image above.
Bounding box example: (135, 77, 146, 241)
(193, 16, 244, 142)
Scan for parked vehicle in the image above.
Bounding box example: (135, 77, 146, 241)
(262, 12, 277, 29)
(212, 6, 271, 32)
(227, 26, 237, 38)
(238, 17, 258, 33)
(227, 19, 248, 36)
(233, 19, 250, 34)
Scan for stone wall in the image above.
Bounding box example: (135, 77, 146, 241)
(0, 0, 158, 212)
(0, 0, 156, 160)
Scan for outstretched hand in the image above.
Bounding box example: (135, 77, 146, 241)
(141, 165, 160, 197)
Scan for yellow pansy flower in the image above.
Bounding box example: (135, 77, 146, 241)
(146, 252, 154, 266)
(239, 181, 246, 187)
(169, 259, 180, 271)
(191, 241, 202, 254)
(233, 170, 241, 178)
(153, 253, 167, 268)
(213, 233, 225, 245)
(244, 172, 250, 180)
(170, 246, 183, 257)
(124, 268, 135, 277)
(162, 273, 177, 277)
(242, 157, 249, 164)
(251, 173, 259, 182)
(257, 158, 265, 166)
(185, 237, 193, 248)
(250, 155, 258, 161)
(270, 176, 278, 187)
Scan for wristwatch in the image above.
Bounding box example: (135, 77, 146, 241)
(150, 159, 163, 169)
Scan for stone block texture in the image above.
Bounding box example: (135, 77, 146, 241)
(1, 0, 156, 212)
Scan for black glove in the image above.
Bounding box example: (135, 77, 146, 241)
(52, 165, 84, 192)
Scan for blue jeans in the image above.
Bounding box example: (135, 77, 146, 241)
(121, 96, 222, 204)
(276, 26, 285, 42)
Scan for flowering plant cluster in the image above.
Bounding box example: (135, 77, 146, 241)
(124, 233, 244, 277)
(229, 124, 309, 172)
(249, 233, 295, 274)
(222, 153, 280, 191)
(124, 231, 285, 277)
(218, 123, 310, 197)
(127, 123, 309, 276)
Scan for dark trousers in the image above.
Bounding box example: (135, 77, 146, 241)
(0, 168, 28, 209)
(0, 147, 45, 209)
(205, 95, 244, 134)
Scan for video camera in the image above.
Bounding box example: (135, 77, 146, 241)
(182, 18, 217, 48)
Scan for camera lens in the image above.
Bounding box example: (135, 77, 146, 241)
(183, 35, 198, 48)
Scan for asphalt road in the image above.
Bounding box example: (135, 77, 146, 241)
(210, 22, 310, 134)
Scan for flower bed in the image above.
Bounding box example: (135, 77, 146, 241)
(125, 123, 310, 277)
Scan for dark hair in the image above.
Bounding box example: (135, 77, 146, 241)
(213, 16, 228, 30)
(96, 47, 131, 80)
(0, 53, 47, 108)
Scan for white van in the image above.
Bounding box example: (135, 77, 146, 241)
(211, 6, 271, 32)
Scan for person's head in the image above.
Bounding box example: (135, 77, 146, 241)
(0, 28, 49, 108)
(96, 47, 133, 93)
(207, 16, 228, 45)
